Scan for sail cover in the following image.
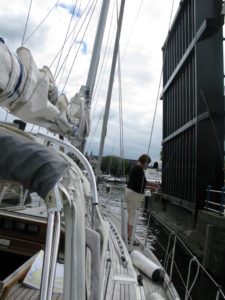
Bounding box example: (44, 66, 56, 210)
(0, 43, 72, 134)
(0, 129, 69, 199)
(0, 42, 91, 149)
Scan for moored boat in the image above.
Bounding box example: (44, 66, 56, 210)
(0, 126, 180, 299)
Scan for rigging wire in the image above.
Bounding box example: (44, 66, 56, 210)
(109, 0, 125, 179)
(61, 0, 99, 93)
(87, 0, 152, 174)
(137, 0, 176, 210)
(85, 1, 117, 154)
(90, 0, 116, 122)
(95, 0, 126, 180)
(87, 0, 144, 168)
(199, 89, 224, 166)
(54, 0, 78, 79)
(33, 0, 99, 133)
(19, 0, 92, 93)
(18, 0, 133, 155)
(87, 1, 125, 159)
(53, 0, 98, 83)
(23, 0, 60, 45)
(86, 0, 125, 164)
(88, 0, 145, 158)
(117, 44, 125, 178)
(106, 140, 115, 174)
(146, 0, 175, 156)
(21, 0, 33, 46)
(49, 0, 96, 70)
(58, 0, 83, 88)
(86, 107, 104, 154)
(117, 0, 144, 74)
(122, 0, 144, 58)
(5, 0, 100, 136)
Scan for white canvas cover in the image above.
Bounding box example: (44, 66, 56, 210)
(70, 93, 90, 148)
(0, 43, 90, 139)
(0, 42, 91, 149)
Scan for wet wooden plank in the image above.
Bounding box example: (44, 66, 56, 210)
(7, 285, 25, 300)
(52, 293, 63, 299)
(24, 288, 39, 300)
(20, 288, 39, 300)
(29, 290, 40, 300)
(5, 282, 63, 300)
(101, 203, 169, 299)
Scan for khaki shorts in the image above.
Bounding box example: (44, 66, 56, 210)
(125, 188, 143, 225)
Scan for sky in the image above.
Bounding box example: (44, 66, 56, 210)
(0, 0, 180, 161)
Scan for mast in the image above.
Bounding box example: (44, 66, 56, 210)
(96, 0, 126, 180)
(75, 0, 110, 152)
(85, 0, 110, 104)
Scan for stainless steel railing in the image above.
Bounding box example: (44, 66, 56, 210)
(205, 185, 225, 215)
(141, 208, 225, 300)
(34, 132, 98, 206)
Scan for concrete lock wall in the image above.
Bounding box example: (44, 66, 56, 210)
(147, 193, 225, 280)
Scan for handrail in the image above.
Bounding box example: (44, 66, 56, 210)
(40, 211, 55, 300)
(47, 211, 61, 299)
(205, 185, 225, 215)
(71, 201, 78, 299)
(33, 132, 98, 205)
(169, 235, 176, 284)
(40, 184, 62, 300)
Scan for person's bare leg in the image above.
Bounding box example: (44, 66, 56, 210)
(128, 224, 133, 241)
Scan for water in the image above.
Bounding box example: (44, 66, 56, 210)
(98, 183, 225, 300)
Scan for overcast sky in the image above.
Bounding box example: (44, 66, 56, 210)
(0, 0, 180, 161)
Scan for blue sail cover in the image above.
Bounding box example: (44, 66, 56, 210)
(0, 129, 69, 199)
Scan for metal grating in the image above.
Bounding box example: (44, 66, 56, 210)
(161, 0, 224, 213)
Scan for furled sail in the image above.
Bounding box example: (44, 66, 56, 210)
(0, 42, 90, 145)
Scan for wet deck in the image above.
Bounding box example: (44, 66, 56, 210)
(4, 283, 63, 300)
(100, 202, 169, 299)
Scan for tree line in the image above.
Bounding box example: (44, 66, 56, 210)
(100, 156, 133, 176)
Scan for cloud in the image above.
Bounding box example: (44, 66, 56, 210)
(75, 40, 87, 54)
(0, 14, 26, 49)
(56, 3, 81, 18)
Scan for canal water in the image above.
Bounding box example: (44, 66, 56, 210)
(98, 183, 225, 300)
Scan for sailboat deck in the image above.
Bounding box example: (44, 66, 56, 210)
(100, 203, 169, 299)
(107, 228, 137, 300)
(4, 283, 63, 300)
(141, 271, 165, 295)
